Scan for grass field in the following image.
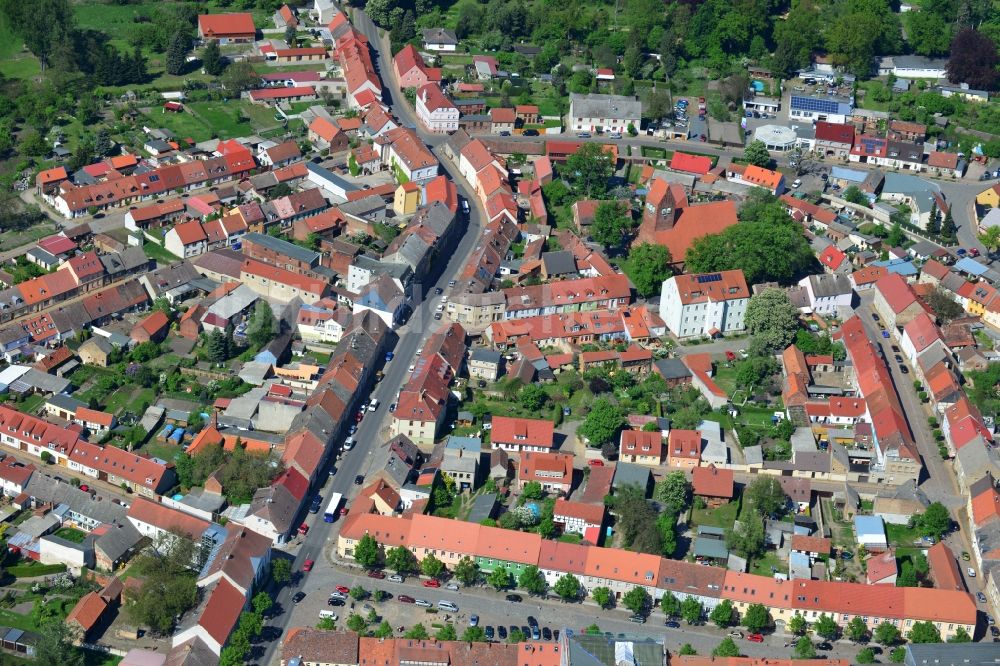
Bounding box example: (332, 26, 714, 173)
(691, 500, 739, 529)
(142, 242, 180, 265)
(0, 12, 40, 79)
(0, 222, 58, 253)
(143, 101, 280, 142)
(55, 527, 88, 543)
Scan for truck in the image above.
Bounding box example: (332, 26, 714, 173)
(323, 492, 344, 523)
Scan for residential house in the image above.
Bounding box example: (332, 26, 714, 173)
(667, 429, 701, 469)
(468, 348, 503, 382)
(415, 83, 459, 134)
(619, 430, 664, 466)
(798, 273, 854, 315)
(568, 93, 642, 134)
(517, 451, 573, 496)
(691, 465, 734, 508)
(422, 28, 458, 52)
(659, 270, 750, 339)
(490, 416, 554, 453)
(553, 499, 605, 536)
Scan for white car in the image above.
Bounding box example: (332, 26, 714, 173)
(388, 574, 404, 583)
(445, 583, 459, 591)
(415, 599, 432, 607)
(437, 600, 459, 612)
(319, 610, 338, 620)
(968, 567, 977, 577)
(368, 398, 380, 412)
(792, 179, 802, 188)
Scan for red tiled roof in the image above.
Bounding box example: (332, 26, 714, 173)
(866, 550, 897, 583)
(248, 86, 315, 101)
(819, 245, 846, 269)
(490, 416, 554, 449)
(672, 270, 749, 305)
(133, 310, 169, 338)
(66, 592, 108, 632)
(971, 484, 1000, 527)
(198, 578, 246, 647)
(875, 273, 919, 314)
(127, 497, 209, 537)
(790, 534, 831, 554)
(198, 12, 255, 38)
(814, 121, 855, 145)
(692, 465, 733, 498)
(620, 429, 664, 459)
(670, 152, 712, 175)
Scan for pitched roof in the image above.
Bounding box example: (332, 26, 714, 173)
(740, 165, 783, 189)
(866, 550, 897, 583)
(127, 497, 209, 538)
(552, 499, 605, 525)
(198, 578, 245, 647)
(814, 121, 855, 145)
(819, 245, 847, 270)
(691, 465, 734, 498)
(491, 416, 554, 449)
(971, 483, 1000, 527)
(670, 270, 749, 305)
(670, 152, 712, 175)
(875, 273, 919, 314)
(198, 12, 255, 37)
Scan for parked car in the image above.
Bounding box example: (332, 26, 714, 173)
(388, 574, 404, 583)
(398, 595, 415, 604)
(978, 592, 987, 603)
(302, 559, 314, 572)
(729, 631, 743, 639)
(746, 634, 764, 643)
(328, 597, 344, 606)
(665, 620, 681, 628)
(335, 585, 351, 594)
(542, 627, 552, 640)
(355, 474, 365, 485)
(523, 129, 539, 136)
(505, 594, 522, 602)
(498, 626, 508, 639)
(629, 615, 646, 624)
(415, 599, 432, 607)
(293, 592, 306, 604)
(445, 583, 459, 591)
(368, 570, 386, 579)
(485, 625, 495, 640)
(577, 132, 591, 138)
(423, 579, 441, 588)
(438, 600, 459, 612)
(968, 567, 977, 577)
(297, 523, 309, 535)
(817, 642, 833, 651)
(469, 615, 479, 626)
(587, 459, 605, 467)
(434, 287, 443, 295)
(963, 552, 971, 561)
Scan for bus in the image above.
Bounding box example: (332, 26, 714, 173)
(323, 492, 344, 523)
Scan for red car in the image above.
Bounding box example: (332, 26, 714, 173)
(354, 410, 364, 423)
(80, 485, 89, 492)
(398, 594, 416, 603)
(302, 559, 314, 572)
(340, 507, 349, 516)
(587, 459, 605, 467)
(298, 523, 309, 535)
(422, 579, 441, 588)
(336, 585, 351, 594)
(725, 350, 736, 361)
(746, 634, 764, 643)
(367, 570, 386, 579)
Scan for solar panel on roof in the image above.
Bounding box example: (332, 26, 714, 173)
(696, 274, 722, 283)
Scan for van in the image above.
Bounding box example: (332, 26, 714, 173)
(319, 610, 338, 620)
(344, 437, 355, 450)
(438, 600, 459, 612)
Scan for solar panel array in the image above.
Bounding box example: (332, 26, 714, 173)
(696, 274, 722, 284)
(790, 95, 840, 114)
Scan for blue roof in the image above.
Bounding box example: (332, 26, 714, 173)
(955, 257, 989, 276)
(830, 166, 867, 183)
(854, 515, 885, 538)
(445, 436, 481, 452)
(872, 258, 918, 276)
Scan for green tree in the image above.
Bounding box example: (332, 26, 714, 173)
(890, 647, 907, 663)
(487, 566, 513, 590)
(371, 620, 393, 638)
(842, 186, 870, 206)
(518, 384, 548, 411)
(346, 613, 367, 633)
(624, 242, 672, 296)
(948, 627, 972, 643)
(940, 208, 957, 242)
(915, 502, 951, 539)
(350, 585, 367, 600)
(435, 623, 457, 640)
(202, 40, 223, 75)
(744, 140, 772, 168)
(592, 586, 613, 609)
(284, 24, 297, 47)
(712, 638, 740, 658)
(794, 636, 817, 660)
(508, 628, 526, 643)
(220, 60, 259, 92)
(874, 621, 901, 646)
(521, 480, 544, 500)
(253, 591, 272, 617)
(354, 534, 380, 569)
(590, 201, 632, 247)
(518, 565, 547, 595)
(742, 603, 770, 633)
(421, 553, 445, 579)
(238, 610, 263, 638)
(622, 586, 651, 615)
(247, 300, 277, 349)
(726, 514, 766, 560)
(405, 624, 429, 639)
(660, 591, 681, 617)
(578, 398, 625, 446)
(554, 574, 582, 601)
(219, 631, 250, 666)
(846, 616, 869, 642)
(925, 289, 964, 323)
(980, 226, 1000, 252)
(271, 558, 291, 584)
(453, 556, 479, 586)
(206, 328, 228, 363)
(745, 475, 787, 517)
(679, 644, 697, 656)
(565, 142, 613, 197)
(908, 621, 942, 643)
(653, 471, 691, 514)
(887, 220, 906, 248)
(386, 546, 417, 574)
(462, 625, 487, 642)
(710, 599, 735, 628)
(789, 613, 807, 635)
(35, 619, 83, 666)
(856, 647, 876, 664)
(745, 288, 800, 353)
(165, 31, 188, 75)
(813, 613, 839, 640)
(681, 597, 703, 625)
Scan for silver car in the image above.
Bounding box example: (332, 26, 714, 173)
(415, 599, 432, 607)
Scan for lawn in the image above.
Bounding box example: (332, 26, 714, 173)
(641, 146, 671, 159)
(712, 364, 738, 396)
(886, 522, 923, 547)
(0, 12, 40, 79)
(103, 386, 156, 416)
(15, 394, 45, 416)
(142, 242, 180, 265)
(54, 527, 87, 543)
(140, 100, 277, 144)
(691, 500, 739, 529)
(142, 441, 184, 464)
(0, 222, 58, 253)
(749, 549, 785, 576)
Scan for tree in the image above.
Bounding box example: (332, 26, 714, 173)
(405, 624, 429, 639)
(789, 613, 807, 636)
(710, 599, 735, 628)
(521, 481, 544, 500)
(906, 11, 951, 57)
(350, 585, 367, 600)
(948, 627, 972, 643)
(487, 566, 513, 590)
(982, 226, 1000, 254)
(565, 143, 613, 197)
(947, 29, 999, 91)
(874, 621, 901, 646)
(654, 471, 691, 514)
(742, 604, 770, 633)
(206, 328, 228, 363)
(744, 140, 772, 168)
(897, 560, 918, 588)
(518, 566, 547, 595)
(925, 289, 965, 323)
(284, 24, 297, 47)
(386, 546, 416, 574)
(238, 610, 263, 638)
(744, 475, 787, 517)
(508, 628, 526, 643)
(354, 534, 380, 569)
(454, 556, 479, 586)
(554, 574, 582, 601)
(726, 515, 765, 560)
(373, 620, 394, 638)
(681, 597, 703, 625)
(842, 186, 870, 206)
(590, 201, 632, 247)
(592, 586, 613, 609)
(908, 621, 942, 643)
(940, 208, 957, 242)
(435, 623, 457, 640)
(745, 289, 800, 353)
(622, 586, 650, 615)
(813, 613, 839, 641)
(271, 558, 291, 584)
(518, 385, 548, 411)
(35, 619, 83, 666)
(247, 300, 277, 348)
(462, 625, 487, 642)
(679, 644, 697, 656)
(660, 591, 681, 618)
(125, 535, 200, 635)
(346, 613, 367, 633)
(915, 502, 951, 539)
(624, 243, 672, 297)
(887, 221, 906, 248)
(165, 31, 188, 75)
(253, 591, 273, 618)
(578, 399, 625, 446)
(890, 647, 907, 663)
(221, 61, 260, 93)
(713, 638, 740, 658)
(846, 616, 869, 642)
(421, 553, 445, 579)
(202, 40, 223, 75)
(685, 217, 817, 286)
(857, 648, 876, 664)
(794, 637, 817, 660)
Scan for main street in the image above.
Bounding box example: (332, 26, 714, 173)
(254, 13, 487, 665)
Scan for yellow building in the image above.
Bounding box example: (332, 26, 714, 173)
(393, 182, 420, 216)
(976, 183, 1000, 208)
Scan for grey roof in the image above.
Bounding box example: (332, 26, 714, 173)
(100, 247, 150, 275)
(192, 248, 245, 280)
(565, 632, 666, 666)
(541, 250, 576, 276)
(470, 348, 502, 364)
(465, 492, 497, 523)
(27, 247, 58, 265)
(142, 261, 202, 297)
(180, 487, 227, 514)
(306, 161, 357, 193)
(384, 234, 430, 271)
(47, 393, 87, 413)
(352, 255, 412, 281)
(25, 475, 128, 525)
(890, 55, 947, 71)
(612, 462, 651, 492)
(653, 358, 691, 380)
(338, 195, 385, 220)
(248, 483, 299, 537)
(743, 445, 763, 465)
(206, 284, 259, 321)
(412, 201, 454, 237)
(442, 447, 477, 474)
(904, 643, 1000, 666)
(422, 27, 458, 45)
(693, 534, 730, 559)
(243, 232, 320, 266)
(807, 273, 852, 297)
(18, 369, 70, 394)
(94, 520, 142, 563)
(569, 93, 642, 121)
(17, 513, 60, 539)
